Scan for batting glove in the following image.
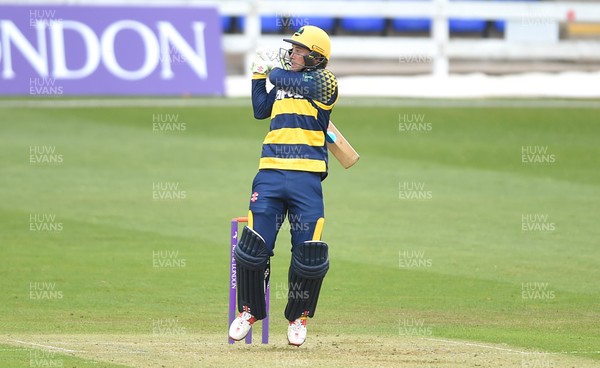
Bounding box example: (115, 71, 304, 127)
(260, 48, 282, 70)
(250, 48, 281, 75)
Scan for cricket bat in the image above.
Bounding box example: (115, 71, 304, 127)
(327, 121, 360, 169)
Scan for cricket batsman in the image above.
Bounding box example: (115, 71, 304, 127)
(228, 25, 338, 346)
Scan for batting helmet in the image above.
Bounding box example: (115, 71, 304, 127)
(283, 25, 331, 68)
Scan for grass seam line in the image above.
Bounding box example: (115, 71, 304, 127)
(9, 339, 81, 353)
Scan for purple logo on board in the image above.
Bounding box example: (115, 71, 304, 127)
(0, 6, 226, 95)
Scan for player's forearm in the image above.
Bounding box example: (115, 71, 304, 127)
(251, 76, 274, 120)
(268, 68, 337, 106)
(268, 68, 306, 97)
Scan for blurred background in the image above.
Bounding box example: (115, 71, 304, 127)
(1, 0, 600, 98)
(219, 0, 600, 97)
(219, 0, 600, 75)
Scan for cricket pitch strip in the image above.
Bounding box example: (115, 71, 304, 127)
(1, 334, 598, 368)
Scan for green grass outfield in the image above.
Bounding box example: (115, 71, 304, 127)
(0, 98, 599, 367)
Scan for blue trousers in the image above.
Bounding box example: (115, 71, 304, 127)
(248, 169, 325, 254)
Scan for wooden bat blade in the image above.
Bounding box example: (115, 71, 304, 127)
(327, 121, 360, 169)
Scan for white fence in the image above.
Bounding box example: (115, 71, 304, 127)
(4, 0, 600, 77)
(225, 0, 600, 76)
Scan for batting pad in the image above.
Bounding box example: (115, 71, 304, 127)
(285, 241, 329, 320)
(235, 226, 270, 320)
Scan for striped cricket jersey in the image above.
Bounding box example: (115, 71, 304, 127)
(251, 67, 339, 179)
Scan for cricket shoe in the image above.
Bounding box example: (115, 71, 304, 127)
(287, 313, 308, 346)
(229, 310, 256, 341)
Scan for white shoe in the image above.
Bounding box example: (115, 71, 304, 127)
(287, 315, 308, 346)
(229, 311, 256, 341)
